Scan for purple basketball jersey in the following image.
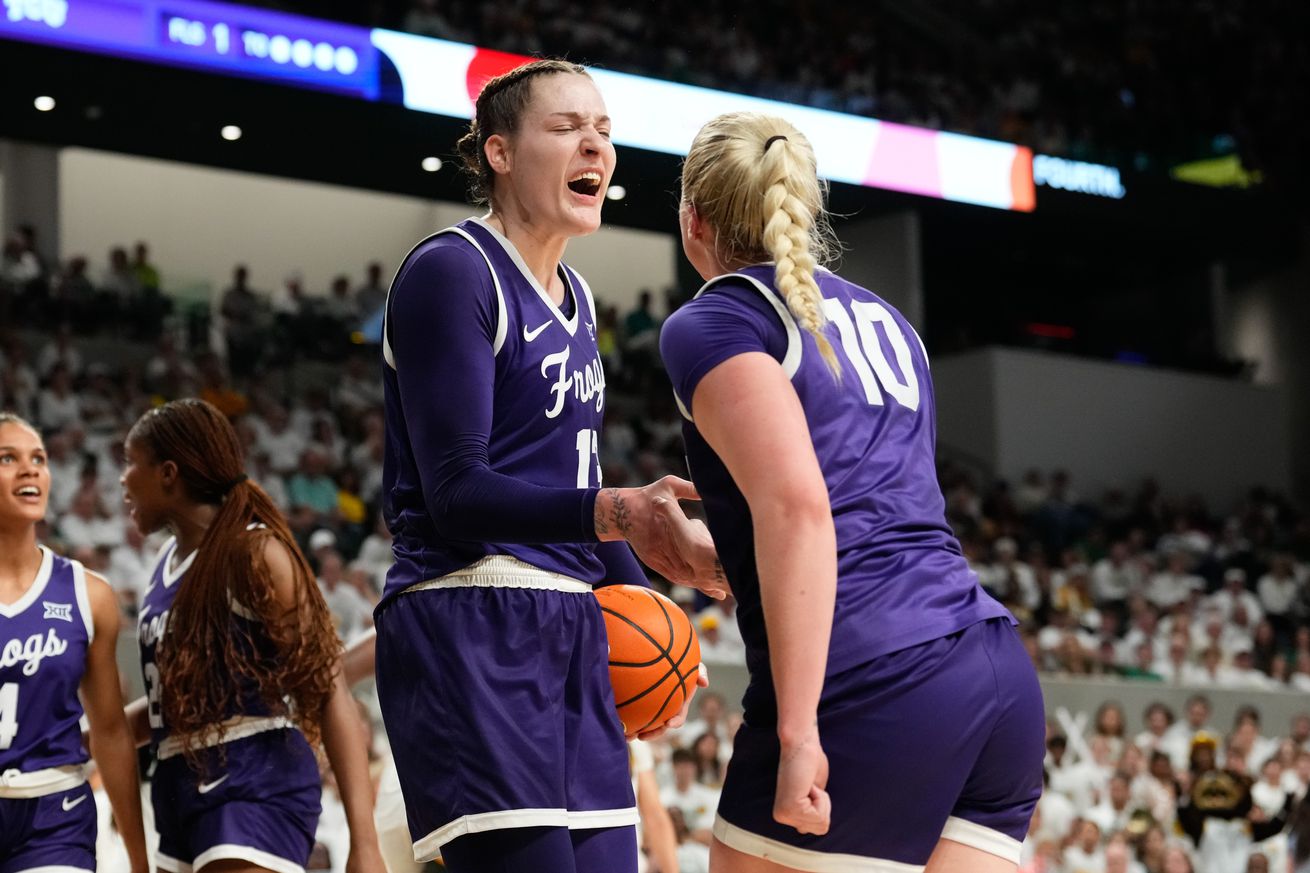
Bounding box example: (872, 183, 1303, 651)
(380, 217, 609, 605)
(661, 265, 1011, 681)
(0, 546, 93, 773)
(138, 534, 279, 749)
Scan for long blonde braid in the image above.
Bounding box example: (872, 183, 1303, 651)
(681, 113, 840, 375)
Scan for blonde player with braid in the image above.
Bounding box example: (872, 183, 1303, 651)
(660, 112, 1045, 873)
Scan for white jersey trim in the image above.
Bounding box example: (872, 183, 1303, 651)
(400, 554, 592, 596)
(0, 545, 54, 619)
(71, 561, 94, 644)
(382, 223, 509, 369)
(411, 805, 639, 862)
(470, 216, 580, 337)
(156, 715, 296, 760)
(713, 816, 924, 872)
(939, 816, 1022, 863)
(678, 271, 803, 423)
(0, 764, 88, 798)
(12, 867, 95, 873)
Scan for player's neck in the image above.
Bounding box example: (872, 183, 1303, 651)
(0, 524, 42, 603)
(485, 212, 568, 302)
(170, 502, 220, 557)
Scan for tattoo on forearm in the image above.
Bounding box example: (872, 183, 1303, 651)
(608, 488, 632, 536)
(595, 490, 612, 536)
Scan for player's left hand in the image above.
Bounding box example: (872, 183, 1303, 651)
(345, 841, 388, 873)
(631, 663, 709, 741)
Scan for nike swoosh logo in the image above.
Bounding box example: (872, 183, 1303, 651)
(62, 794, 87, 811)
(197, 774, 230, 794)
(523, 320, 552, 342)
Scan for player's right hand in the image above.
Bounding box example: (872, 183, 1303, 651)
(773, 732, 831, 836)
(651, 494, 729, 600)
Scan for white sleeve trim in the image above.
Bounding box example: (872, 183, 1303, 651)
(694, 272, 803, 378)
(71, 561, 94, 643)
(383, 225, 508, 370)
(939, 816, 1022, 864)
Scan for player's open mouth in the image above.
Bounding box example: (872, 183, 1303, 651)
(567, 171, 603, 197)
(15, 486, 42, 501)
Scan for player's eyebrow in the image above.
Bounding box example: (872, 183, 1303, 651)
(547, 111, 611, 125)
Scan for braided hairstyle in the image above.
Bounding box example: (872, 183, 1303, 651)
(126, 399, 339, 767)
(680, 112, 840, 374)
(455, 58, 590, 206)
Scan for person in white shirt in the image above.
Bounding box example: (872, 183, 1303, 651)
(107, 522, 157, 612)
(355, 513, 395, 592)
(1146, 551, 1205, 610)
(1085, 772, 1138, 836)
(1062, 819, 1105, 873)
(659, 749, 719, 847)
(1258, 555, 1300, 633)
(1104, 834, 1146, 873)
(36, 362, 83, 434)
(1162, 696, 1218, 771)
(58, 486, 121, 549)
(251, 403, 306, 477)
(1135, 702, 1175, 756)
(317, 549, 374, 644)
(1209, 568, 1264, 625)
(1092, 542, 1144, 607)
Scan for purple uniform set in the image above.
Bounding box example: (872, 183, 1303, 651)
(139, 535, 321, 873)
(0, 547, 96, 873)
(377, 217, 642, 866)
(660, 265, 1045, 870)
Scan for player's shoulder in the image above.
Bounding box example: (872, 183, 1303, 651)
(398, 225, 489, 279)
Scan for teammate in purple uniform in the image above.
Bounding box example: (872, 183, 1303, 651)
(0, 412, 148, 873)
(660, 113, 1046, 873)
(376, 59, 720, 873)
(118, 399, 384, 873)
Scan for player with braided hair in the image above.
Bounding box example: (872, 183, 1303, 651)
(662, 112, 1045, 873)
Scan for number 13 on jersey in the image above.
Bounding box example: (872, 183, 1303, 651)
(575, 428, 601, 488)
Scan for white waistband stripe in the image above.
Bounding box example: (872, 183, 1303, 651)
(402, 555, 592, 596)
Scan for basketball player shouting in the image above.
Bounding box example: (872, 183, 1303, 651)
(375, 59, 722, 873)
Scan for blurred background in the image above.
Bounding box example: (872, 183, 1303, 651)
(2, 2, 1309, 872)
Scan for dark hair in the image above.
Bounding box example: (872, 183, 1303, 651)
(127, 399, 339, 766)
(454, 58, 589, 205)
(671, 748, 697, 766)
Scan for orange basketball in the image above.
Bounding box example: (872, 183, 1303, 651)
(594, 584, 702, 735)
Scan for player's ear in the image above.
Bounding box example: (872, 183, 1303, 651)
(485, 134, 511, 176)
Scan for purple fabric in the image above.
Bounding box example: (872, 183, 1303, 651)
(0, 784, 96, 871)
(719, 618, 1044, 865)
(441, 825, 637, 873)
(151, 730, 321, 868)
(0, 549, 91, 774)
(381, 219, 619, 607)
(660, 265, 1012, 681)
(375, 586, 636, 859)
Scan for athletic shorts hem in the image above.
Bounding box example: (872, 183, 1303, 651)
(154, 845, 306, 873)
(412, 806, 639, 862)
(712, 816, 924, 873)
(939, 816, 1022, 864)
(153, 853, 189, 873)
(11, 867, 95, 873)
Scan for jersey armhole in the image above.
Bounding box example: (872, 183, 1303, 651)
(383, 226, 509, 370)
(71, 561, 95, 644)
